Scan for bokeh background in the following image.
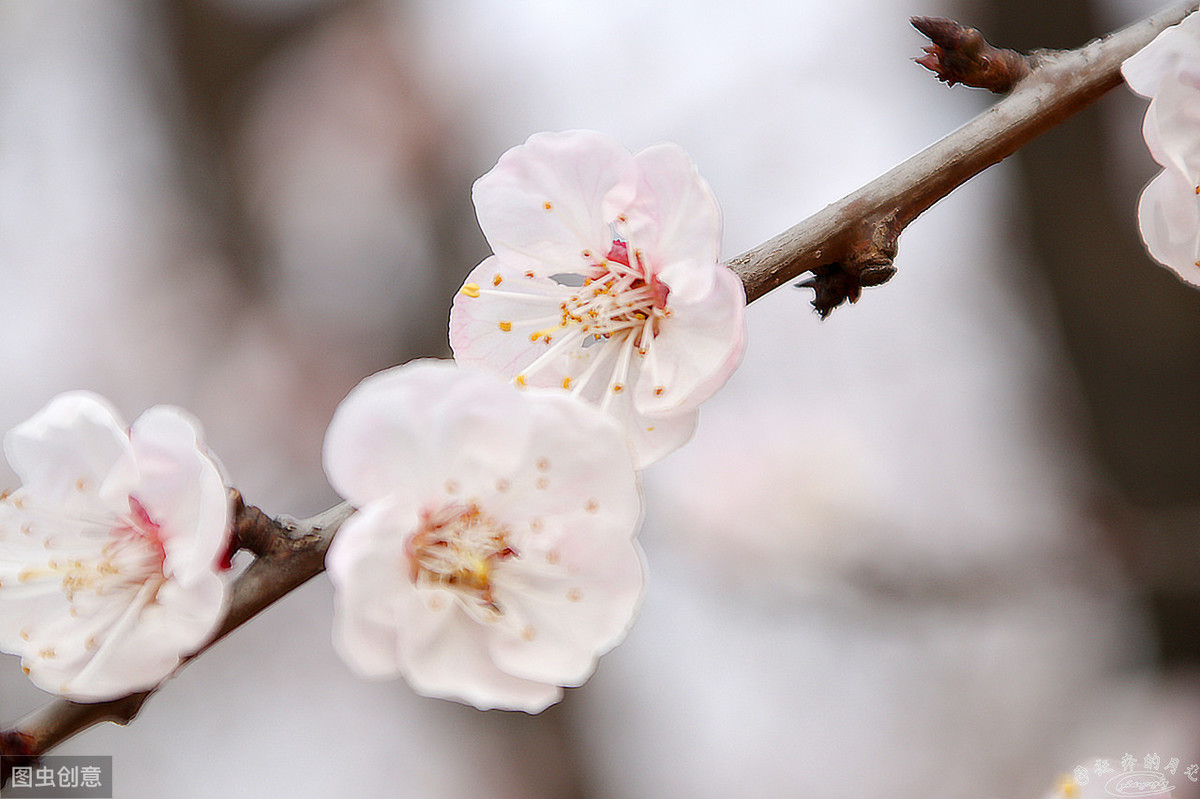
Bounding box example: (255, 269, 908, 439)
(1, 0, 1199, 796)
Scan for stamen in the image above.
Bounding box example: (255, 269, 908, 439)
(406, 503, 517, 616)
(601, 334, 637, 413)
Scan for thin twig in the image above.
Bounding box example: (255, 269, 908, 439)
(0, 0, 1195, 771)
(729, 1, 1197, 315)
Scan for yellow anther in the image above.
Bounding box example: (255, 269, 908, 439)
(654, 385, 665, 396)
(561, 377, 572, 390)
(498, 321, 512, 332)
(460, 283, 481, 298)
(492, 273, 503, 286)
(543, 201, 553, 211)
(515, 375, 527, 387)
(612, 384, 624, 394)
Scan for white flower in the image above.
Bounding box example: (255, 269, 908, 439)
(0, 392, 231, 701)
(1123, 11, 1200, 284)
(323, 360, 644, 712)
(450, 130, 746, 467)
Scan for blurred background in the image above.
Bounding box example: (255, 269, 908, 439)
(1, 0, 1199, 796)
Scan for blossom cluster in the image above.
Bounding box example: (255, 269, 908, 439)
(1123, 11, 1200, 284)
(324, 131, 745, 709)
(0, 131, 745, 711)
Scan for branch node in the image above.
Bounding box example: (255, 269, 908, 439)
(230, 490, 278, 559)
(911, 16, 1033, 93)
(796, 215, 901, 318)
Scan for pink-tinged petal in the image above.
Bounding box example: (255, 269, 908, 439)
(484, 390, 641, 523)
(489, 534, 644, 686)
(1138, 167, 1200, 284)
(1123, 12, 1200, 97)
(450, 256, 576, 380)
(1142, 94, 1169, 166)
(324, 361, 538, 505)
(128, 406, 230, 585)
(1146, 78, 1200, 178)
(394, 589, 562, 712)
(4, 392, 137, 515)
(633, 267, 747, 417)
(474, 131, 637, 276)
(327, 500, 416, 678)
(623, 142, 723, 299)
(622, 406, 699, 468)
(42, 571, 225, 701)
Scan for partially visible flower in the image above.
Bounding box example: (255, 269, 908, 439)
(450, 130, 746, 467)
(0, 392, 231, 701)
(323, 360, 644, 712)
(1122, 11, 1200, 284)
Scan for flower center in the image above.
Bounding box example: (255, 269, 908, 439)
(497, 239, 672, 406)
(405, 502, 517, 616)
(549, 240, 671, 344)
(58, 497, 167, 603)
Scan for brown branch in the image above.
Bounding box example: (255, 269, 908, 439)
(0, 0, 1195, 771)
(729, 1, 1198, 315)
(0, 497, 354, 775)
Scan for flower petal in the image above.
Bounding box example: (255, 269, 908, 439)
(327, 499, 415, 678)
(324, 361, 534, 506)
(1123, 11, 1200, 97)
(1138, 166, 1200, 284)
(450, 256, 576, 380)
(489, 535, 644, 686)
(4, 392, 137, 515)
(482, 389, 642, 522)
(633, 267, 746, 417)
(129, 406, 230, 585)
(622, 142, 723, 300)
(56, 571, 225, 700)
(395, 589, 562, 712)
(473, 130, 637, 276)
(1145, 78, 1200, 179)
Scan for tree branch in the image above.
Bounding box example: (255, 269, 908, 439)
(0, 0, 1195, 773)
(729, 1, 1197, 315)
